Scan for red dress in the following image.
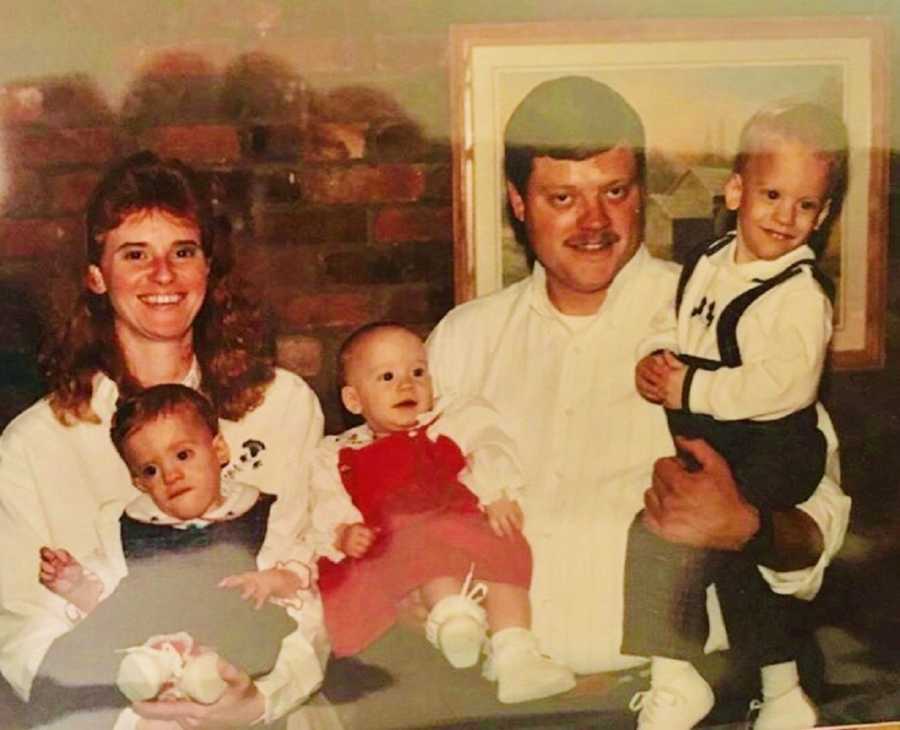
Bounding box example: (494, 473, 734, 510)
(317, 427, 532, 656)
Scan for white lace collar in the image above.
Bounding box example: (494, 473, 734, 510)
(124, 480, 261, 529)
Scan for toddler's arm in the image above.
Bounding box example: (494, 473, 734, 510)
(635, 351, 682, 405)
(38, 546, 103, 616)
(219, 564, 313, 611)
(683, 285, 831, 420)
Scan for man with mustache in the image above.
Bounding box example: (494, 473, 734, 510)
(426, 76, 849, 715)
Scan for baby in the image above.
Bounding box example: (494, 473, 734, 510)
(309, 322, 575, 704)
(623, 102, 847, 730)
(36, 385, 308, 725)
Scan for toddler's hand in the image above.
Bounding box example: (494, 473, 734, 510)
(485, 497, 524, 538)
(635, 353, 671, 403)
(660, 350, 687, 410)
(39, 546, 101, 614)
(337, 523, 376, 558)
(219, 568, 302, 610)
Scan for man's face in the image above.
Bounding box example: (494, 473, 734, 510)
(507, 146, 643, 315)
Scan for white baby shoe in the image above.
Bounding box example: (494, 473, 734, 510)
(116, 633, 226, 705)
(425, 570, 488, 668)
(484, 627, 575, 704)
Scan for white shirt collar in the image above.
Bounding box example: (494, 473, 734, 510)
(124, 480, 261, 529)
(528, 244, 652, 330)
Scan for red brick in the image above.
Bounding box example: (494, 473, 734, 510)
(138, 125, 240, 165)
(302, 164, 424, 205)
(6, 128, 120, 167)
(258, 207, 367, 246)
(47, 171, 102, 215)
(1, 79, 113, 128)
(271, 290, 374, 329)
(276, 334, 323, 377)
(0, 218, 80, 258)
(304, 122, 368, 162)
(380, 283, 444, 323)
(0, 170, 45, 216)
(373, 206, 452, 243)
(374, 34, 448, 72)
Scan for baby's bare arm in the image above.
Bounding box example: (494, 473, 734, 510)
(38, 546, 103, 615)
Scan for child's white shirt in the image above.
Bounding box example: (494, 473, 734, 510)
(639, 235, 833, 421)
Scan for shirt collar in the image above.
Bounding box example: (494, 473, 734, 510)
(527, 244, 652, 330)
(124, 480, 261, 529)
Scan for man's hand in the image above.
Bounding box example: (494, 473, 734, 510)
(336, 523, 376, 558)
(133, 658, 265, 729)
(642, 436, 759, 551)
(485, 497, 524, 538)
(635, 353, 669, 404)
(38, 546, 102, 614)
(219, 568, 302, 610)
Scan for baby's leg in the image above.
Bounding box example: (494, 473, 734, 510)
(422, 575, 485, 669)
(482, 581, 529, 632)
(38, 547, 102, 615)
(481, 580, 574, 704)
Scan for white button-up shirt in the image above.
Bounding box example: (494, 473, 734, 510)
(427, 246, 850, 674)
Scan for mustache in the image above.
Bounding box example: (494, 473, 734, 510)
(567, 229, 621, 247)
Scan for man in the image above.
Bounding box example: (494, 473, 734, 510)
(426, 76, 849, 719)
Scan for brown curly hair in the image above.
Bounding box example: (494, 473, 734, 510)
(40, 151, 275, 425)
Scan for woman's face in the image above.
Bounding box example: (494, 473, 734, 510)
(87, 209, 209, 350)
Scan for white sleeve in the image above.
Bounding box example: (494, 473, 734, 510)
(428, 397, 526, 506)
(255, 382, 324, 573)
(687, 285, 832, 420)
(254, 594, 328, 723)
(758, 403, 850, 599)
(0, 426, 72, 699)
(306, 440, 363, 563)
(636, 296, 678, 360)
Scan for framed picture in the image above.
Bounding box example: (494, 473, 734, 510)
(449, 17, 889, 369)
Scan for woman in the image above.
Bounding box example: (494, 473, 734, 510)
(0, 152, 326, 728)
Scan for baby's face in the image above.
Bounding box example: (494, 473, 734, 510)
(725, 134, 832, 263)
(124, 407, 228, 520)
(342, 328, 434, 437)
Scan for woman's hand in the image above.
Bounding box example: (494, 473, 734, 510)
(485, 497, 524, 538)
(133, 658, 265, 729)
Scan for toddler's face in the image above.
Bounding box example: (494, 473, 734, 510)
(342, 328, 435, 437)
(725, 135, 832, 263)
(124, 407, 229, 520)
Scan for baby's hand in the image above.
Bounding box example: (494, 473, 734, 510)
(660, 350, 687, 410)
(635, 352, 671, 403)
(337, 523, 376, 558)
(219, 568, 302, 610)
(39, 546, 101, 614)
(485, 497, 524, 538)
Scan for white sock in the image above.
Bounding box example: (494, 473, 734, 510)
(650, 656, 695, 686)
(760, 660, 800, 700)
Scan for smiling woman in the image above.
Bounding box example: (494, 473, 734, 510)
(0, 151, 327, 728)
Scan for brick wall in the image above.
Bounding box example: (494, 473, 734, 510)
(0, 52, 454, 431)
